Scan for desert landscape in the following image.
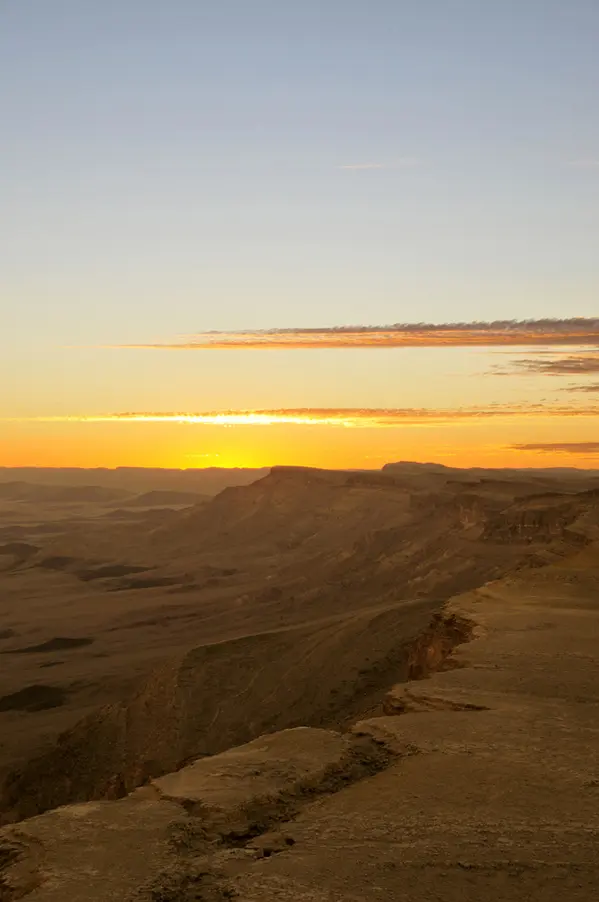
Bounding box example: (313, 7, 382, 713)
(1, 461, 599, 899)
(3, 2, 599, 898)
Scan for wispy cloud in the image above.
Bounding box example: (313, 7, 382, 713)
(339, 158, 420, 171)
(5, 405, 599, 428)
(563, 382, 599, 393)
(114, 318, 599, 352)
(496, 352, 599, 377)
(510, 442, 599, 455)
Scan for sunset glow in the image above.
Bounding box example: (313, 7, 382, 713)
(5, 404, 599, 427)
(2, 5, 598, 473)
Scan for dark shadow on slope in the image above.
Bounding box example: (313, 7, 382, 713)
(0, 686, 67, 713)
(1, 637, 94, 655)
(0, 599, 475, 823)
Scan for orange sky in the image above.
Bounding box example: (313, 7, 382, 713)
(3, 406, 598, 470)
(2, 329, 598, 471)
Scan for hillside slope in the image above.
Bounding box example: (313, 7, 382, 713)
(2, 540, 599, 900)
(2, 465, 599, 824)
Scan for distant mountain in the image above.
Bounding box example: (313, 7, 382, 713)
(383, 460, 599, 483)
(0, 467, 270, 495)
(0, 482, 130, 503)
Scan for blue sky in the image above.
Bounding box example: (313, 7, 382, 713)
(1, 1, 598, 467)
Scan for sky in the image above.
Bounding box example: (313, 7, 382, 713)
(1, 0, 598, 470)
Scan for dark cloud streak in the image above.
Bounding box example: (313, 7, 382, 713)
(115, 318, 599, 351)
(563, 383, 599, 393)
(508, 354, 599, 376)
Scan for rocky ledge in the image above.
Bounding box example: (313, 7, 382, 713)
(2, 545, 599, 901)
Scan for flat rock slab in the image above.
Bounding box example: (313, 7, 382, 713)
(151, 727, 375, 834)
(0, 727, 386, 901)
(0, 794, 184, 902)
(222, 577, 599, 900)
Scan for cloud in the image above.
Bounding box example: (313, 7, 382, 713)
(510, 442, 599, 455)
(5, 404, 599, 428)
(499, 352, 599, 377)
(339, 158, 420, 170)
(114, 318, 599, 352)
(563, 382, 599, 393)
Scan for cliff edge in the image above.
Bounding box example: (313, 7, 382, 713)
(2, 538, 599, 901)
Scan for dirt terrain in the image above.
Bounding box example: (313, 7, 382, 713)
(1, 462, 599, 834)
(1, 521, 599, 900)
